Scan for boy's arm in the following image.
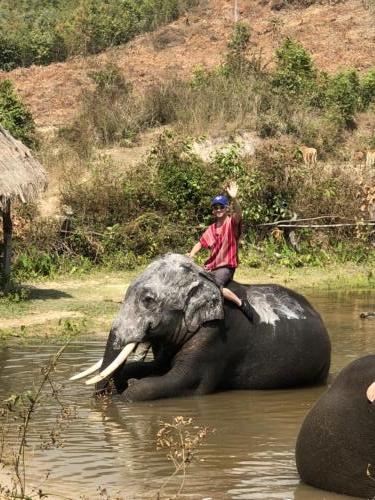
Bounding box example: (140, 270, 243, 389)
(226, 181, 242, 223)
(188, 242, 202, 259)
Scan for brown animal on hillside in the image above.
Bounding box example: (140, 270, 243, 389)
(365, 150, 375, 167)
(353, 150, 365, 163)
(299, 145, 317, 166)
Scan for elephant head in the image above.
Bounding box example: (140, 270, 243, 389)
(70, 254, 224, 385)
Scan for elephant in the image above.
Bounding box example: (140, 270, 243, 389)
(295, 355, 375, 499)
(70, 253, 331, 402)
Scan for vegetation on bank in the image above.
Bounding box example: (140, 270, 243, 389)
(0, 262, 373, 342)
(66, 27, 375, 150)
(1, 24, 375, 282)
(0, 0, 199, 70)
(11, 129, 375, 282)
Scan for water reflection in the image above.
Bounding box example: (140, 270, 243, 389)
(0, 290, 373, 499)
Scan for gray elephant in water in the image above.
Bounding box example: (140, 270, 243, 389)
(71, 254, 331, 401)
(296, 355, 375, 499)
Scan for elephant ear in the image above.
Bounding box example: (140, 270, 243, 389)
(184, 278, 224, 333)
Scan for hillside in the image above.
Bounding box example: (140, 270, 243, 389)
(1, 0, 374, 129)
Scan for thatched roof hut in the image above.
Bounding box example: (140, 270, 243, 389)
(0, 125, 47, 206)
(0, 125, 47, 288)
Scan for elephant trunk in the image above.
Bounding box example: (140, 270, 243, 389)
(87, 343, 136, 386)
(69, 327, 122, 388)
(69, 303, 148, 389)
(94, 327, 121, 393)
(101, 327, 122, 371)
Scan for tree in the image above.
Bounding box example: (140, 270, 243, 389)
(0, 80, 37, 148)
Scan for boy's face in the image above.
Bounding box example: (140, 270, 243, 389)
(212, 204, 227, 219)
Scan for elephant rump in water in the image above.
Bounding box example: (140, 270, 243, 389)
(296, 355, 375, 499)
(70, 253, 331, 402)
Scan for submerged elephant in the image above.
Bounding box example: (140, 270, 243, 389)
(296, 355, 375, 499)
(70, 254, 331, 401)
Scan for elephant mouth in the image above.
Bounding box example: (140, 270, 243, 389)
(69, 318, 155, 385)
(69, 342, 137, 385)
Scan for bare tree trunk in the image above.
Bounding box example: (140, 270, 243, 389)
(2, 198, 12, 291)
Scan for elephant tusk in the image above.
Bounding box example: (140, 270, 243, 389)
(69, 358, 103, 381)
(367, 381, 375, 402)
(85, 343, 137, 385)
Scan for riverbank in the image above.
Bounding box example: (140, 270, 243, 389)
(1, 261, 374, 341)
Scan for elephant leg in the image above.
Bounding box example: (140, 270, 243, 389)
(120, 364, 203, 402)
(113, 360, 167, 393)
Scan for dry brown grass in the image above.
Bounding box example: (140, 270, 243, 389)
(0, 0, 374, 128)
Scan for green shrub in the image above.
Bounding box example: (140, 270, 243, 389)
(13, 251, 93, 280)
(0, 80, 37, 147)
(0, 4, 67, 69)
(324, 70, 361, 125)
(0, 0, 199, 69)
(62, 163, 131, 227)
(60, 0, 140, 56)
(0, 33, 24, 71)
(288, 107, 343, 154)
(360, 69, 375, 109)
(293, 162, 359, 219)
(273, 38, 317, 96)
(242, 143, 302, 222)
(225, 22, 253, 75)
(152, 135, 211, 224)
(14, 250, 59, 278)
(64, 64, 142, 147)
(101, 250, 145, 270)
(227, 22, 251, 53)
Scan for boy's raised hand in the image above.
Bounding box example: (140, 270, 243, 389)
(226, 180, 238, 199)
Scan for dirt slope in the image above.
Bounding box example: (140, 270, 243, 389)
(0, 0, 374, 128)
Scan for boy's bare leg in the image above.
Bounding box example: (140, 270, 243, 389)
(222, 287, 254, 321)
(367, 381, 375, 402)
(222, 287, 241, 306)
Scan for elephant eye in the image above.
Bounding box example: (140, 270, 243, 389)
(142, 294, 156, 308)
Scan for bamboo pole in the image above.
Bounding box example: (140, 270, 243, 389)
(257, 216, 375, 226)
(264, 223, 375, 228)
(2, 198, 12, 290)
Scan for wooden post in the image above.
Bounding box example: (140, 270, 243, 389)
(234, 0, 239, 22)
(2, 198, 12, 290)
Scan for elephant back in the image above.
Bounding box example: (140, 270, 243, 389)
(223, 282, 331, 389)
(228, 282, 322, 325)
(295, 355, 375, 499)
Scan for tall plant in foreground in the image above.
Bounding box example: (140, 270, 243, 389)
(156, 416, 214, 498)
(0, 343, 76, 499)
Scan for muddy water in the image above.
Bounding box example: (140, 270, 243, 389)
(0, 290, 374, 499)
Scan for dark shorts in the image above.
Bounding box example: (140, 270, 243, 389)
(209, 267, 235, 287)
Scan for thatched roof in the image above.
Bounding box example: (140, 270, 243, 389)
(0, 125, 47, 209)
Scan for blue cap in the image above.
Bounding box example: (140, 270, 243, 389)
(211, 195, 229, 207)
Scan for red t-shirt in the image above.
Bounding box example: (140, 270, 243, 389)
(200, 216, 241, 270)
